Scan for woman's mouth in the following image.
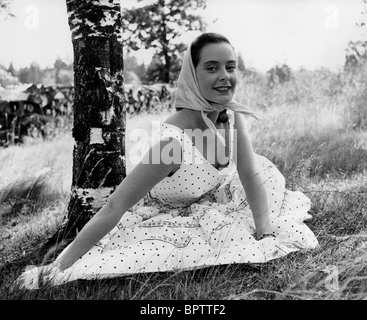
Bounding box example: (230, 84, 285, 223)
(214, 86, 231, 93)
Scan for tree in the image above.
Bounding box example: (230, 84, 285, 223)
(0, 65, 20, 87)
(266, 64, 292, 88)
(0, 1, 15, 20)
(237, 52, 246, 74)
(50, 0, 126, 244)
(344, 40, 367, 71)
(7, 62, 16, 77)
(17, 62, 43, 84)
(146, 53, 165, 83)
(145, 42, 185, 83)
(121, 0, 207, 83)
(54, 57, 68, 84)
(28, 62, 43, 84)
(356, 0, 367, 30)
(124, 53, 148, 84)
(343, 0, 367, 71)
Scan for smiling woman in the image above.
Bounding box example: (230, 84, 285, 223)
(16, 32, 318, 290)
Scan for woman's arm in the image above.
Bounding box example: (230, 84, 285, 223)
(233, 113, 272, 238)
(55, 138, 181, 271)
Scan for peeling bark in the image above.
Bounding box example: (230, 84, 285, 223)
(57, 0, 126, 240)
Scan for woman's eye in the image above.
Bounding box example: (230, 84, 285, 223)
(206, 66, 217, 71)
(227, 65, 236, 71)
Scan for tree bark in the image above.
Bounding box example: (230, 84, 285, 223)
(163, 48, 171, 84)
(53, 0, 126, 243)
(158, 0, 171, 84)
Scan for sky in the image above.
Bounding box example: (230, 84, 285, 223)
(0, 0, 365, 72)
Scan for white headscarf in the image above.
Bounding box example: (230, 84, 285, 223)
(173, 41, 260, 146)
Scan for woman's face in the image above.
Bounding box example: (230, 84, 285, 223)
(195, 42, 238, 105)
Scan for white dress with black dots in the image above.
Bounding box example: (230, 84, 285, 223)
(47, 111, 319, 285)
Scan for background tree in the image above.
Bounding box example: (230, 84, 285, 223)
(344, 0, 367, 71)
(54, 57, 68, 85)
(145, 42, 186, 83)
(237, 52, 246, 74)
(146, 53, 165, 83)
(124, 53, 148, 84)
(356, 0, 367, 30)
(4, 60, 74, 86)
(121, 0, 207, 83)
(267, 64, 292, 88)
(0, 65, 20, 87)
(344, 40, 367, 71)
(7, 62, 16, 78)
(47, 0, 126, 246)
(16, 62, 43, 84)
(0, 1, 15, 20)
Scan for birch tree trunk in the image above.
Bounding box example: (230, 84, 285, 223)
(58, 0, 126, 241)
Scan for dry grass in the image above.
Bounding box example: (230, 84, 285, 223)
(1, 65, 367, 300)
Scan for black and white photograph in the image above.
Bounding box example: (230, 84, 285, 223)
(0, 0, 366, 304)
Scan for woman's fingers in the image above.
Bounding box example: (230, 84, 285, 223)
(15, 263, 62, 290)
(256, 233, 276, 241)
(15, 267, 40, 290)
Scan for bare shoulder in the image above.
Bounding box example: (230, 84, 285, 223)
(234, 112, 245, 123)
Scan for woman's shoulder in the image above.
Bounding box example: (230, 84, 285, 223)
(163, 109, 201, 131)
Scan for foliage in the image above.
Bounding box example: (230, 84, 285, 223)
(0, 1, 15, 20)
(145, 43, 186, 83)
(1, 59, 74, 87)
(237, 52, 246, 73)
(121, 0, 207, 83)
(266, 64, 292, 88)
(341, 61, 367, 130)
(124, 53, 148, 84)
(344, 40, 367, 71)
(0, 65, 20, 87)
(234, 61, 367, 183)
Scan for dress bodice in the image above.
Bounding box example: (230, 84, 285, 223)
(150, 111, 236, 207)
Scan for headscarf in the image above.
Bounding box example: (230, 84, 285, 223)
(173, 42, 260, 146)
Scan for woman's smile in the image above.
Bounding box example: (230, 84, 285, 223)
(214, 86, 232, 93)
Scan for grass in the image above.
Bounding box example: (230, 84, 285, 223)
(1, 64, 367, 300)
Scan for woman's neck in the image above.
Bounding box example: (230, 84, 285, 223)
(170, 109, 227, 131)
(207, 110, 221, 124)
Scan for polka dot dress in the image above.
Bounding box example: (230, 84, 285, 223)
(44, 111, 319, 286)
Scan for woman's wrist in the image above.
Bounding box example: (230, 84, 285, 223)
(52, 259, 66, 271)
(256, 233, 276, 241)
(254, 213, 271, 232)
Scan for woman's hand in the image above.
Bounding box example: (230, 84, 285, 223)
(15, 261, 62, 290)
(255, 221, 276, 240)
(253, 215, 277, 240)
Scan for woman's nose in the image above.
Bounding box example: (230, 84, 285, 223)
(219, 68, 230, 80)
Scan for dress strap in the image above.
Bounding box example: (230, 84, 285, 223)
(227, 110, 235, 162)
(158, 123, 194, 165)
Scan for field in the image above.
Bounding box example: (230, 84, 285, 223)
(0, 65, 367, 300)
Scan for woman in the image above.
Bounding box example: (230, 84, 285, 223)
(17, 33, 318, 289)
